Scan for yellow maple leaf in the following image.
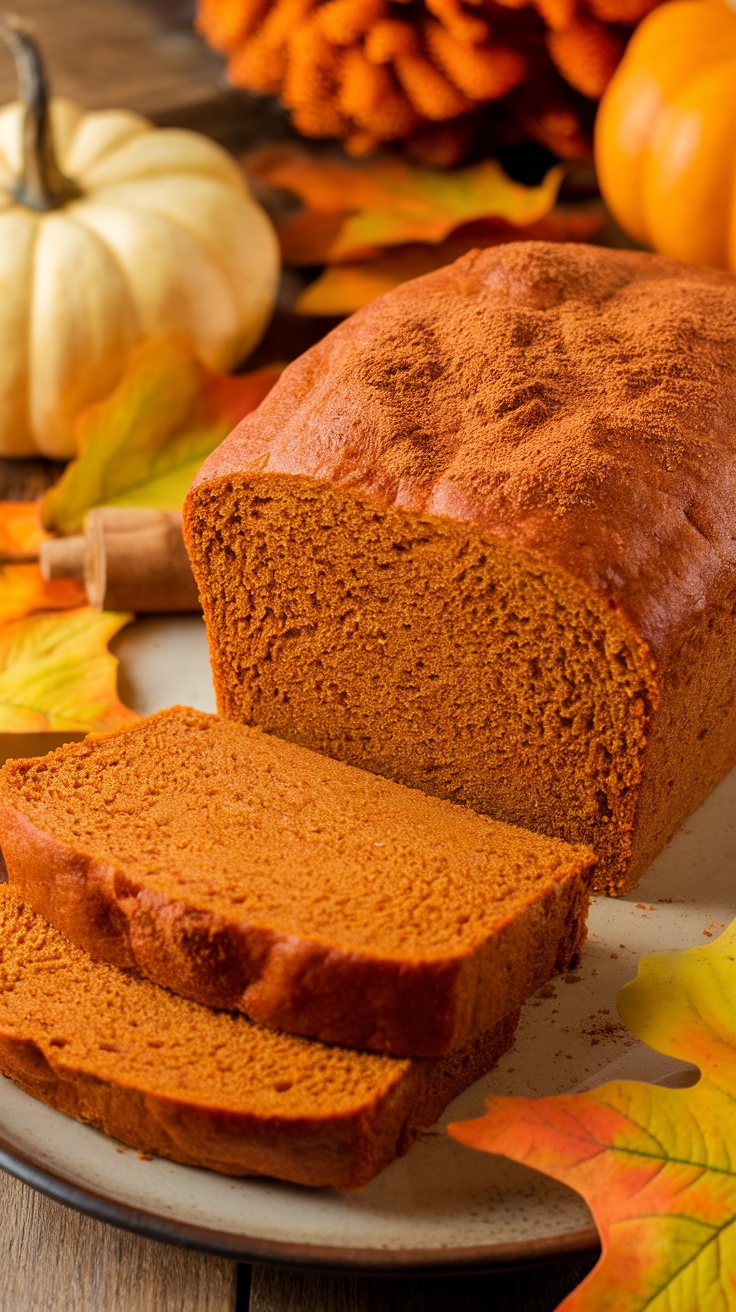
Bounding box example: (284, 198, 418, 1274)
(450, 923, 736, 1311)
(0, 608, 137, 733)
(41, 339, 282, 537)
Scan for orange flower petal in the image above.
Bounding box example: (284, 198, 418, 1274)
(424, 0, 490, 45)
(317, 0, 387, 45)
(283, 20, 348, 135)
(547, 20, 625, 98)
(534, 0, 578, 31)
(394, 48, 474, 120)
(339, 47, 421, 138)
(364, 18, 418, 63)
(424, 24, 528, 102)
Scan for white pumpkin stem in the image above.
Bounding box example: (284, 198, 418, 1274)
(0, 13, 81, 211)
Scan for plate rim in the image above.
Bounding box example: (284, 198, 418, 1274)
(0, 1133, 600, 1273)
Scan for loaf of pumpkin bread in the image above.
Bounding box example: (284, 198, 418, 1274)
(0, 885, 517, 1188)
(0, 706, 592, 1057)
(184, 242, 736, 895)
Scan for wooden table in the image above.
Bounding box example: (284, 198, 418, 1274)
(0, 2, 599, 1306)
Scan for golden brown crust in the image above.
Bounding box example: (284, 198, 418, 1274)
(191, 242, 736, 660)
(0, 886, 518, 1189)
(0, 708, 591, 1056)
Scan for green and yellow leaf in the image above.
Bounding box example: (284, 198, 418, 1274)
(450, 923, 736, 1311)
(0, 607, 136, 733)
(41, 339, 282, 536)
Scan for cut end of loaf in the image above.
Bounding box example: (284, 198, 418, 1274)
(186, 475, 651, 894)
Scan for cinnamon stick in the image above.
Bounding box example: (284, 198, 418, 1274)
(40, 508, 201, 612)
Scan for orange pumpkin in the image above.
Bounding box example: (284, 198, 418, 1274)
(594, 0, 736, 270)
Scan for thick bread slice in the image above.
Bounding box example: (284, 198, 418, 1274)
(0, 886, 518, 1189)
(0, 707, 592, 1057)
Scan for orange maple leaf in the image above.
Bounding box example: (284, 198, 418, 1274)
(0, 503, 86, 623)
(0, 565, 85, 626)
(246, 144, 566, 265)
(450, 924, 736, 1310)
(0, 502, 45, 557)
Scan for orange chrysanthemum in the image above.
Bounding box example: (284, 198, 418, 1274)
(197, 0, 663, 162)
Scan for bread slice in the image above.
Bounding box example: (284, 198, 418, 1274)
(183, 243, 736, 897)
(0, 885, 517, 1189)
(0, 706, 592, 1057)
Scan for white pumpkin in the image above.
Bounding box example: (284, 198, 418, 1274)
(0, 24, 280, 458)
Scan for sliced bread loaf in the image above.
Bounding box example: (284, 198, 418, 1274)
(0, 706, 592, 1057)
(0, 885, 517, 1189)
(184, 243, 736, 896)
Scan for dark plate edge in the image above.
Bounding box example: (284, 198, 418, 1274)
(0, 1134, 599, 1274)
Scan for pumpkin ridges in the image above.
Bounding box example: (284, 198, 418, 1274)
(642, 62, 736, 270)
(0, 26, 279, 455)
(27, 213, 140, 458)
(0, 208, 38, 456)
(79, 128, 247, 190)
(62, 110, 150, 178)
(595, 0, 736, 272)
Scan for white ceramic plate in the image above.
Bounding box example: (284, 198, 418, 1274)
(0, 615, 731, 1271)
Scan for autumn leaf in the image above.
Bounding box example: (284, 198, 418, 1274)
(0, 607, 137, 733)
(0, 566, 85, 626)
(449, 924, 736, 1311)
(296, 207, 607, 314)
(0, 502, 45, 557)
(41, 339, 283, 536)
(0, 503, 87, 623)
(247, 145, 565, 265)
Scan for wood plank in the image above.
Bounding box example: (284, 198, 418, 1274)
(3, 0, 226, 116)
(249, 1256, 598, 1312)
(0, 1169, 238, 1312)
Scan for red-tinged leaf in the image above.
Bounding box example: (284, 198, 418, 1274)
(450, 920, 736, 1311)
(41, 339, 283, 536)
(247, 144, 564, 265)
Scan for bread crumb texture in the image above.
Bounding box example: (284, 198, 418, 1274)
(0, 884, 518, 1187)
(0, 708, 590, 1054)
(185, 242, 736, 896)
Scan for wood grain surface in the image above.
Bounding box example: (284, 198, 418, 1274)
(0, 1170, 238, 1312)
(4, 0, 224, 116)
(249, 1256, 598, 1312)
(3, 0, 290, 151)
